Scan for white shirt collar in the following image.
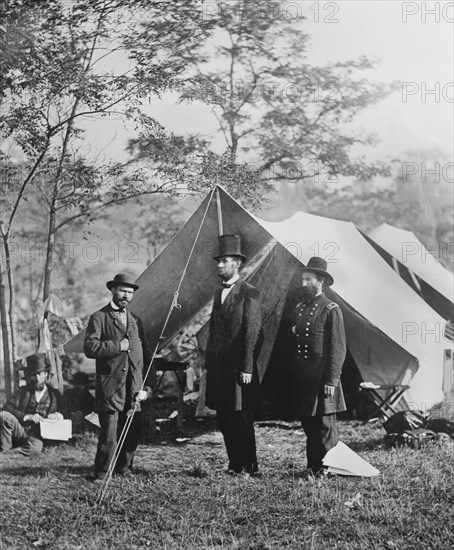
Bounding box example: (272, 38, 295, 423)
(223, 274, 240, 286)
(220, 274, 240, 304)
(34, 386, 47, 403)
(110, 300, 120, 310)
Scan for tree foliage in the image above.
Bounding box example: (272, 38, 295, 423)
(127, 0, 398, 194)
(0, 0, 183, 307)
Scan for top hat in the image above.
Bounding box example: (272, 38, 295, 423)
(213, 235, 246, 261)
(23, 353, 50, 375)
(106, 272, 139, 291)
(301, 257, 334, 287)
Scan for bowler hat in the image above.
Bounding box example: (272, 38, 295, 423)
(213, 235, 246, 261)
(106, 272, 139, 291)
(301, 257, 334, 287)
(23, 353, 50, 375)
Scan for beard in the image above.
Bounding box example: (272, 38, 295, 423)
(35, 381, 46, 391)
(302, 285, 317, 304)
(113, 296, 130, 309)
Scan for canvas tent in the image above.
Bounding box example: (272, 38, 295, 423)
(367, 223, 453, 321)
(64, 187, 447, 412)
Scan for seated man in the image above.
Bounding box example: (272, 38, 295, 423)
(0, 353, 63, 456)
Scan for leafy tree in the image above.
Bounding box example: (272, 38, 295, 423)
(127, 0, 397, 197)
(0, 0, 180, 377)
(0, 0, 185, 364)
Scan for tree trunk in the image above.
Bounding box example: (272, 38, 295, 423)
(43, 207, 57, 302)
(0, 228, 17, 363)
(0, 271, 13, 399)
(42, 92, 81, 302)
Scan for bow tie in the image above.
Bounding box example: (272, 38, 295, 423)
(221, 281, 236, 289)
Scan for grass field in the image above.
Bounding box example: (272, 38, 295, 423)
(1, 408, 453, 550)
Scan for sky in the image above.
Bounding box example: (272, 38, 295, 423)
(84, 0, 454, 169)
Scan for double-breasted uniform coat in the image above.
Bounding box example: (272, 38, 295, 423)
(293, 293, 346, 417)
(293, 292, 347, 471)
(84, 303, 152, 477)
(205, 278, 262, 473)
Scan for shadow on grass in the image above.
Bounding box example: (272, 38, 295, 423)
(0, 463, 93, 477)
(347, 437, 384, 452)
(256, 420, 301, 430)
(142, 416, 219, 445)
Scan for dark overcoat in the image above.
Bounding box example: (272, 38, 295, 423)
(205, 279, 262, 412)
(84, 304, 152, 413)
(293, 293, 347, 417)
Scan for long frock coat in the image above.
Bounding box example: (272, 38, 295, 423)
(205, 279, 262, 412)
(293, 293, 347, 417)
(84, 304, 152, 413)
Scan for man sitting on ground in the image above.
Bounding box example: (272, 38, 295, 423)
(0, 353, 63, 456)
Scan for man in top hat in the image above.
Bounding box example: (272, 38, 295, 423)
(84, 273, 152, 482)
(205, 235, 262, 476)
(0, 353, 63, 456)
(291, 257, 346, 478)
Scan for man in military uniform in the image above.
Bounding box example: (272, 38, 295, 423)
(205, 235, 262, 476)
(291, 257, 346, 477)
(84, 273, 152, 482)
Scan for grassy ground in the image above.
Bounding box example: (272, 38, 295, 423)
(1, 410, 453, 550)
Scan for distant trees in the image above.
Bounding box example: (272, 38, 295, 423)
(261, 149, 453, 271)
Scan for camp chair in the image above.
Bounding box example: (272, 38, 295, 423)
(359, 382, 410, 423)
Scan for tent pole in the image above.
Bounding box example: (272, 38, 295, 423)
(216, 187, 223, 235)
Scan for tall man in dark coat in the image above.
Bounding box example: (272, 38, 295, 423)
(205, 235, 262, 476)
(84, 273, 152, 482)
(291, 257, 346, 477)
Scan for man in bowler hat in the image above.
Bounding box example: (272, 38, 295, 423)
(205, 235, 262, 476)
(0, 354, 63, 456)
(84, 273, 152, 482)
(291, 257, 346, 477)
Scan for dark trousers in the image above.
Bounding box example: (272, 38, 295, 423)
(301, 413, 338, 471)
(217, 408, 258, 474)
(95, 410, 142, 478)
(0, 411, 44, 456)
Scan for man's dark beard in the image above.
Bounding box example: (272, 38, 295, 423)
(113, 296, 129, 309)
(302, 285, 317, 304)
(35, 381, 46, 391)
